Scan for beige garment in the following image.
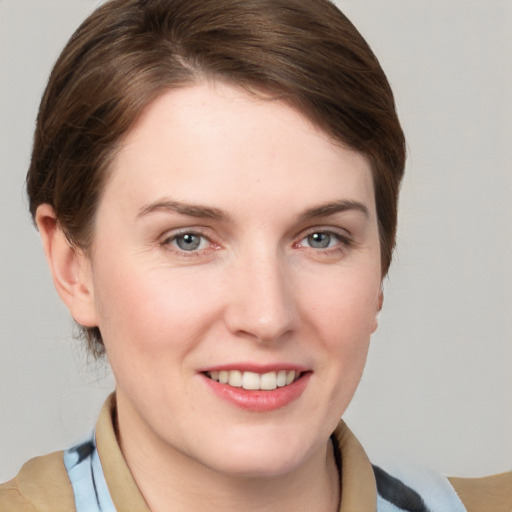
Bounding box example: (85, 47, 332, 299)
(1, 395, 510, 512)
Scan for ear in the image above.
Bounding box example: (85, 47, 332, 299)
(371, 287, 384, 334)
(36, 204, 98, 328)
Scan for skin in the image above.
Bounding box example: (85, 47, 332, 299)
(37, 81, 383, 512)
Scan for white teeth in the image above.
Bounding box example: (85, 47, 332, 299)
(206, 369, 300, 390)
(260, 372, 277, 390)
(276, 370, 287, 387)
(228, 370, 243, 387)
(242, 371, 260, 390)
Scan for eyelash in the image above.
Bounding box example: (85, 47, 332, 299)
(294, 229, 352, 254)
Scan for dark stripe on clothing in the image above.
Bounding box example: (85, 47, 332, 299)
(90, 456, 103, 511)
(373, 465, 431, 512)
(69, 441, 95, 466)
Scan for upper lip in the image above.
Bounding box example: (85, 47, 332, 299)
(198, 363, 310, 374)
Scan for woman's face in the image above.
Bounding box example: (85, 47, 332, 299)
(85, 81, 382, 477)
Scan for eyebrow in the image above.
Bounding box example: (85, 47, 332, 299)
(137, 198, 369, 223)
(137, 199, 231, 222)
(299, 200, 370, 221)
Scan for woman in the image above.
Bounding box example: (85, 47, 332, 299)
(1, 0, 510, 511)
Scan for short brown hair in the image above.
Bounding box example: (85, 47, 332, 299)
(27, 0, 405, 356)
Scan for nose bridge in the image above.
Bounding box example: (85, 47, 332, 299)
(225, 244, 297, 342)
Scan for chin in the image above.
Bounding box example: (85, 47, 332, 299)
(208, 451, 306, 479)
(196, 427, 317, 479)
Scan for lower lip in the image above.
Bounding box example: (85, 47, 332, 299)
(202, 373, 311, 412)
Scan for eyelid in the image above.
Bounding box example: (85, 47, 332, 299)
(298, 225, 352, 240)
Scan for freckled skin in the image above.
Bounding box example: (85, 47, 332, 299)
(73, 82, 382, 503)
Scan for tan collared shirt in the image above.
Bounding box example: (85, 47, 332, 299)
(1, 395, 511, 511)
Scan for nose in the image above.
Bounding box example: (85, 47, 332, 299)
(223, 250, 298, 343)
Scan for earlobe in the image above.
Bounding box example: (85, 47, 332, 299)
(35, 204, 98, 328)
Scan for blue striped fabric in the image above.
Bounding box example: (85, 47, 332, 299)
(64, 434, 116, 512)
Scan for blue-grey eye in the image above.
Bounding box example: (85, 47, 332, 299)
(306, 232, 333, 249)
(174, 233, 203, 251)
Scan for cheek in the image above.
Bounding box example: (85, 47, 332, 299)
(90, 258, 222, 352)
(303, 267, 379, 380)
(305, 267, 380, 335)
(91, 264, 225, 399)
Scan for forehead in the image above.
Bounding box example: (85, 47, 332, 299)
(102, 81, 376, 220)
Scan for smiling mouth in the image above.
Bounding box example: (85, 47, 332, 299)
(204, 370, 302, 391)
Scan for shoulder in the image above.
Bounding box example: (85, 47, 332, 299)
(449, 472, 512, 512)
(371, 462, 512, 512)
(0, 451, 75, 512)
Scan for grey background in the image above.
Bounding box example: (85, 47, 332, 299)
(1, 0, 511, 481)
